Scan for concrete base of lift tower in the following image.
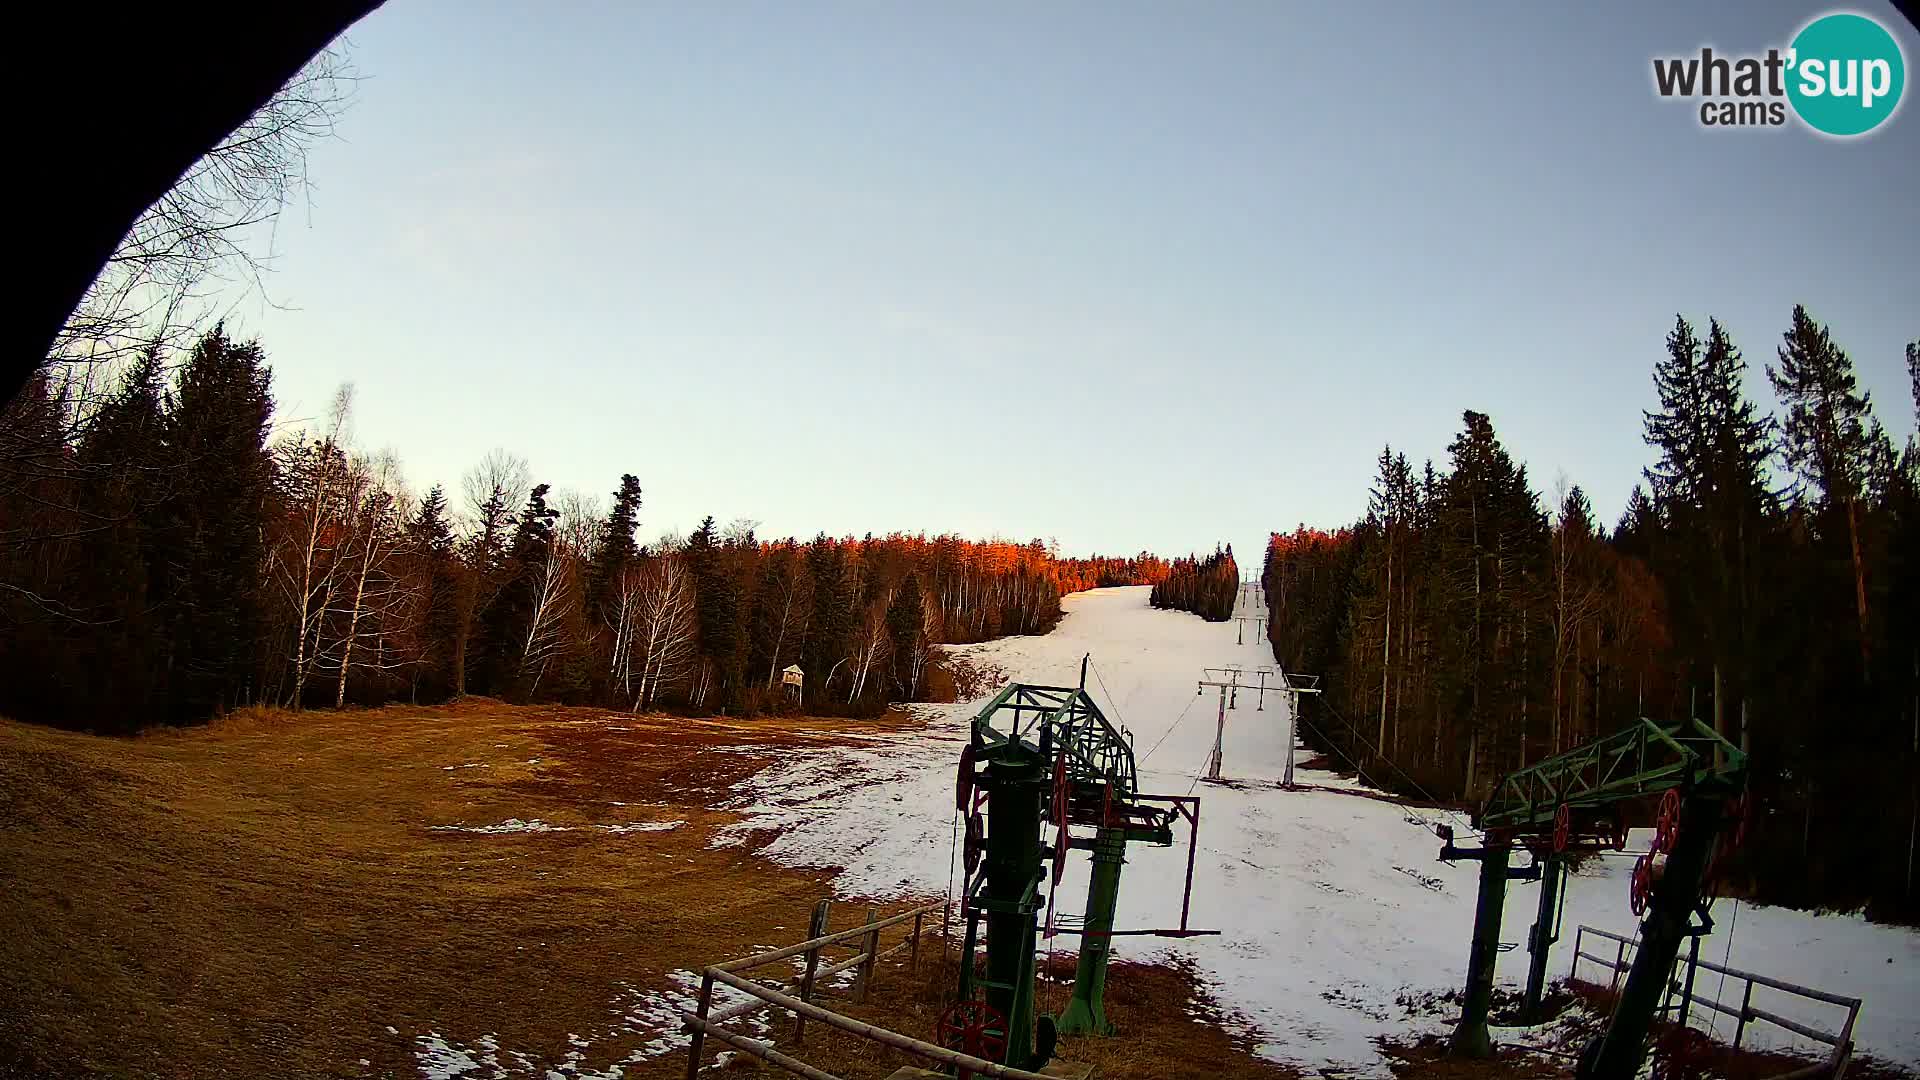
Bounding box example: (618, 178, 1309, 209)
(883, 1063, 1095, 1080)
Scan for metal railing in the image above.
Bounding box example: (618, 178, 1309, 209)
(1570, 925, 1861, 1079)
(681, 899, 1060, 1080)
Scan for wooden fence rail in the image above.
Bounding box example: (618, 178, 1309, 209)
(1570, 925, 1861, 1080)
(682, 898, 946, 1080)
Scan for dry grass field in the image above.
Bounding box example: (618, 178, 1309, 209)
(0, 702, 1294, 1080)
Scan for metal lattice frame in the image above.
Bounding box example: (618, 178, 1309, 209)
(1479, 718, 1747, 832)
(972, 683, 1140, 799)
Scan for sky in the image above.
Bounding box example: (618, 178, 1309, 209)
(228, 1, 1920, 565)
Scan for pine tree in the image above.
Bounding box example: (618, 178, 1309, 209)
(1434, 410, 1546, 795)
(159, 325, 275, 720)
(887, 571, 927, 698)
(1643, 316, 1773, 748)
(1769, 305, 1880, 668)
(405, 485, 460, 701)
(686, 515, 745, 710)
(479, 484, 558, 698)
(586, 473, 642, 626)
(72, 352, 171, 724)
(804, 535, 854, 707)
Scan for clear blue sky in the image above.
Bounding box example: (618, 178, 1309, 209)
(234, 1, 1919, 563)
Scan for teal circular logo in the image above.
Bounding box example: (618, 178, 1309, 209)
(1787, 12, 1906, 136)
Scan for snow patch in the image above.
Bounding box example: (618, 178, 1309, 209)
(407, 971, 768, 1079)
(432, 819, 570, 834)
(595, 820, 685, 834)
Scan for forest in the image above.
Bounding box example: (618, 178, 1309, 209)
(0, 326, 1171, 732)
(1264, 308, 1919, 919)
(1149, 547, 1240, 622)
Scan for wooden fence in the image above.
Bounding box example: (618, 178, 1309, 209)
(1570, 924, 1861, 1080)
(680, 898, 1063, 1080)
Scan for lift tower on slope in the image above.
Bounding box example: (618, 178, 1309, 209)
(951, 667, 1211, 1069)
(1438, 717, 1748, 1080)
(1195, 666, 1319, 784)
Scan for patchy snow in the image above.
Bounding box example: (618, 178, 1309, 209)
(719, 586, 1920, 1072)
(443, 762, 490, 771)
(432, 819, 571, 834)
(408, 970, 769, 1079)
(595, 820, 685, 834)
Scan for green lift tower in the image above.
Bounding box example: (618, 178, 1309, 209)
(1438, 717, 1748, 1079)
(947, 672, 1210, 1070)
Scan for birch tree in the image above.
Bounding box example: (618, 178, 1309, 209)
(271, 385, 353, 710)
(846, 598, 892, 703)
(632, 555, 699, 710)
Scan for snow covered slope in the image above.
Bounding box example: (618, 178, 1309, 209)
(718, 587, 1919, 1073)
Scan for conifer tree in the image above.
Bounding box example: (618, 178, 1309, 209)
(159, 325, 275, 720)
(685, 515, 746, 709)
(73, 352, 171, 723)
(1434, 410, 1546, 795)
(804, 535, 854, 706)
(586, 473, 642, 626)
(405, 485, 460, 701)
(1643, 316, 1772, 747)
(1769, 305, 1880, 668)
(479, 483, 558, 698)
(888, 571, 927, 697)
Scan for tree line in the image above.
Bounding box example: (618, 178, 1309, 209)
(1149, 547, 1239, 621)
(1264, 308, 1919, 918)
(0, 326, 1170, 732)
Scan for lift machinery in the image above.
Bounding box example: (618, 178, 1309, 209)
(945, 662, 1212, 1071)
(1438, 717, 1749, 1079)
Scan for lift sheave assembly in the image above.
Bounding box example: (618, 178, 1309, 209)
(945, 676, 1212, 1073)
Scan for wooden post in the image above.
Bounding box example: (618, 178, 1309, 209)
(684, 969, 715, 1080)
(794, 898, 831, 1045)
(1734, 979, 1755, 1047)
(910, 910, 924, 970)
(854, 906, 880, 1002)
(1834, 1000, 1859, 1080)
(1610, 938, 1627, 994)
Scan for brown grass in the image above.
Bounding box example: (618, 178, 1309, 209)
(0, 702, 1297, 1080)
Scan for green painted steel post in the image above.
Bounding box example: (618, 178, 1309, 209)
(1056, 827, 1127, 1035)
(984, 747, 1045, 1067)
(1524, 852, 1562, 1021)
(1581, 794, 1722, 1080)
(1449, 835, 1512, 1058)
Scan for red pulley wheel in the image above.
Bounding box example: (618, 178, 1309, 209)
(963, 811, 984, 876)
(1553, 803, 1572, 853)
(1630, 853, 1654, 916)
(956, 743, 978, 812)
(1653, 789, 1682, 854)
(936, 997, 1008, 1079)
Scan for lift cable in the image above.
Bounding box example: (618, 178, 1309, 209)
(1303, 693, 1486, 840)
(945, 807, 960, 967)
(1290, 705, 1485, 842)
(1088, 659, 1129, 737)
(1137, 692, 1200, 767)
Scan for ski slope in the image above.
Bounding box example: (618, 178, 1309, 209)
(718, 587, 1920, 1074)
